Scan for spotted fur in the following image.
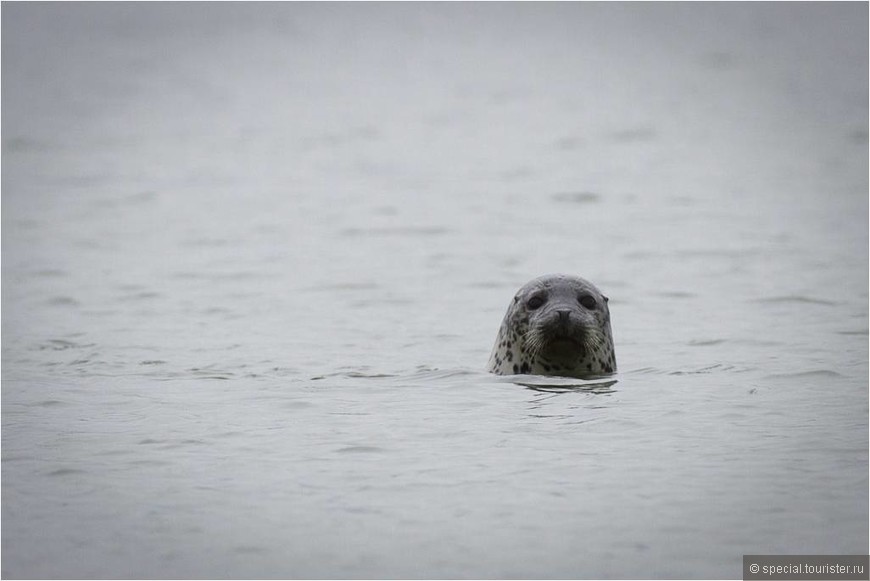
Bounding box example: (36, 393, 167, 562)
(487, 274, 616, 378)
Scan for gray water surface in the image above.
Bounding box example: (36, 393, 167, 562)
(2, 3, 868, 579)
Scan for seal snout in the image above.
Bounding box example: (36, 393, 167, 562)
(539, 306, 587, 337)
(528, 307, 590, 361)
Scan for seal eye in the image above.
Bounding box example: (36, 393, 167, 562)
(579, 295, 597, 309)
(527, 295, 545, 310)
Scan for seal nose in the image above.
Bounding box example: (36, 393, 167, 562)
(557, 310, 571, 323)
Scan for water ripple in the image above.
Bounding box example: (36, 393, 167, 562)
(764, 369, 845, 380)
(755, 295, 839, 306)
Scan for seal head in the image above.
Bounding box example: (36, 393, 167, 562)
(488, 274, 616, 378)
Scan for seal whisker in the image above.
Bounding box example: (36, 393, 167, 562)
(524, 329, 546, 360)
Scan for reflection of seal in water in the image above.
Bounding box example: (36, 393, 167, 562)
(488, 274, 616, 378)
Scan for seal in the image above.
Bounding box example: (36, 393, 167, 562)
(487, 274, 616, 378)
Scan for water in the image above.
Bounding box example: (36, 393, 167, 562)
(2, 3, 867, 579)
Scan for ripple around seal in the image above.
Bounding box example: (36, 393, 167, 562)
(519, 379, 618, 395)
(494, 372, 618, 392)
(311, 370, 399, 381)
(310, 367, 481, 385)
